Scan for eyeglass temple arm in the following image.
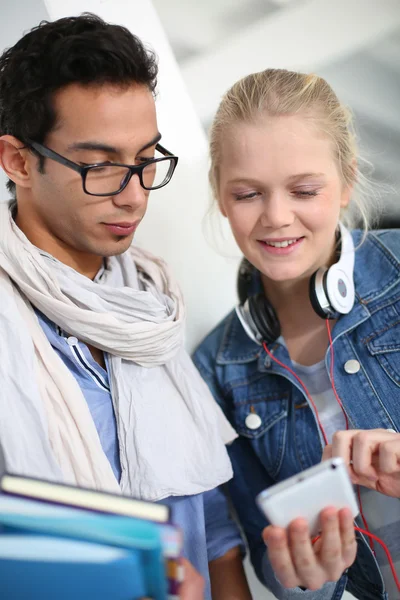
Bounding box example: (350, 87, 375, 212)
(156, 143, 174, 157)
(28, 140, 82, 174)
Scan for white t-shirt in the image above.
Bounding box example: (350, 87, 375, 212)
(291, 357, 400, 599)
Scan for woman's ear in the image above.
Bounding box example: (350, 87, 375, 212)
(219, 200, 227, 218)
(216, 190, 227, 218)
(341, 160, 357, 209)
(340, 184, 352, 209)
(0, 135, 34, 190)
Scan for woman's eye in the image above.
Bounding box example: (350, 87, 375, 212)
(293, 189, 318, 198)
(234, 191, 260, 201)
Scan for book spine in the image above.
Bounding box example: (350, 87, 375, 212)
(159, 525, 184, 598)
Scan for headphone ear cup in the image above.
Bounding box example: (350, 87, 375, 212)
(309, 268, 332, 319)
(326, 265, 355, 314)
(248, 293, 281, 344)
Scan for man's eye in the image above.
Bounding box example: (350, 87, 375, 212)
(137, 156, 155, 164)
(80, 161, 111, 167)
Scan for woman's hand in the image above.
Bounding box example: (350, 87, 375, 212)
(323, 428, 400, 497)
(263, 507, 357, 590)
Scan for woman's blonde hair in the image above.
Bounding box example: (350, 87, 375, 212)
(209, 68, 378, 231)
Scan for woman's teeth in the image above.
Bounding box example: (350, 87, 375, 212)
(264, 238, 299, 248)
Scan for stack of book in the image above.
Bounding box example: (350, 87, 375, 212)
(0, 474, 183, 600)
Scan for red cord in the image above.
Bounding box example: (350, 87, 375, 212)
(312, 527, 400, 592)
(326, 320, 375, 553)
(356, 484, 375, 555)
(261, 328, 397, 588)
(262, 342, 329, 446)
(354, 528, 400, 591)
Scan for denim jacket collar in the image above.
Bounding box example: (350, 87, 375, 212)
(216, 230, 400, 366)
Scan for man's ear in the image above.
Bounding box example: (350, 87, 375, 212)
(0, 135, 34, 190)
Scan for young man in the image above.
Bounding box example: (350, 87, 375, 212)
(0, 14, 251, 599)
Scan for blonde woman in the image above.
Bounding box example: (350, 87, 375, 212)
(194, 69, 400, 599)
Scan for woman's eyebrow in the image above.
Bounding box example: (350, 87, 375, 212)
(287, 172, 326, 182)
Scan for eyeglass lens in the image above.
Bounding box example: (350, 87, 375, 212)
(85, 160, 173, 194)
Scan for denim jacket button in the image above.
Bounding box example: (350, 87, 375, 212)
(245, 413, 262, 430)
(344, 359, 360, 374)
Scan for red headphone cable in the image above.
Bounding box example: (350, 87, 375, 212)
(325, 320, 375, 552)
(262, 341, 329, 446)
(312, 528, 400, 593)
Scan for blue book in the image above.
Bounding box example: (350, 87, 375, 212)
(0, 495, 172, 600)
(0, 534, 147, 600)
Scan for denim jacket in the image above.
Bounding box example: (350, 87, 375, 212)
(194, 229, 400, 600)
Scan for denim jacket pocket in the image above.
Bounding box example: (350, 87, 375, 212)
(230, 384, 289, 478)
(232, 390, 289, 439)
(365, 319, 400, 387)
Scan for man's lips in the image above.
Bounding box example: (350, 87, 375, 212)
(103, 221, 139, 236)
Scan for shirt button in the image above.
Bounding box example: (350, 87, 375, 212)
(344, 359, 360, 374)
(245, 413, 262, 430)
(67, 336, 78, 346)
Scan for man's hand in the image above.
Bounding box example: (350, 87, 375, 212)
(323, 428, 400, 497)
(263, 507, 357, 590)
(179, 558, 204, 599)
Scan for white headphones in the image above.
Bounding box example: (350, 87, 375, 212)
(309, 222, 355, 319)
(236, 223, 356, 345)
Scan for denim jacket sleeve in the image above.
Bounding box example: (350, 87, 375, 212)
(193, 348, 344, 600)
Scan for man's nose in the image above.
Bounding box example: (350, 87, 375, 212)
(112, 173, 147, 209)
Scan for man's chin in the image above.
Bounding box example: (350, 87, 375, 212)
(98, 236, 134, 257)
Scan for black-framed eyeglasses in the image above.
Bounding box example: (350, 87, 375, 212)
(27, 140, 179, 196)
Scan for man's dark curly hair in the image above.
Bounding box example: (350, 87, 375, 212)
(0, 13, 158, 195)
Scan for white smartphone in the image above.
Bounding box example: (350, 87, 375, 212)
(256, 457, 359, 536)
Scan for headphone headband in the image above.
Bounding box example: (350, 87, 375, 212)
(235, 300, 263, 345)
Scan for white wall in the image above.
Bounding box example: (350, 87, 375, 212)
(181, 0, 400, 126)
